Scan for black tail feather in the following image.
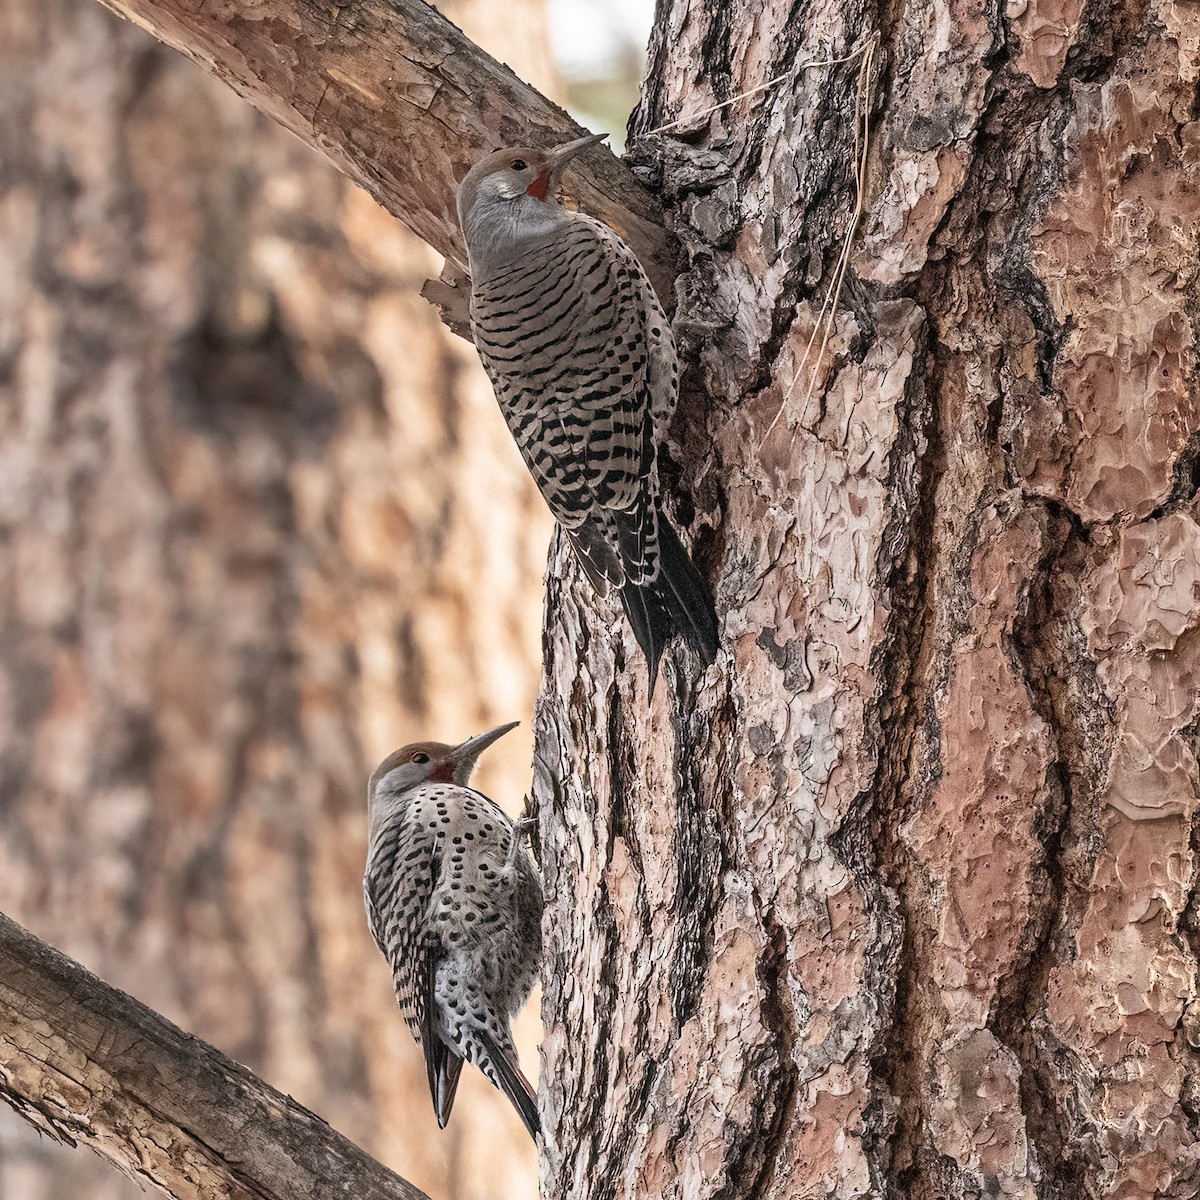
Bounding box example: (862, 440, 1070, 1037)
(619, 513, 719, 688)
(568, 508, 719, 689)
(656, 516, 720, 664)
(621, 573, 666, 692)
(427, 1039, 465, 1129)
(480, 1031, 540, 1140)
(422, 949, 465, 1128)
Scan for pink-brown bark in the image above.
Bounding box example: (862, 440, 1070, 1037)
(540, 0, 1200, 1196)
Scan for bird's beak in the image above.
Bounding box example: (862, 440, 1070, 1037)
(545, 132, 608, 173)
(450, 721, 519, 784)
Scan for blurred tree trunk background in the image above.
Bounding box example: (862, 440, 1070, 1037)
(0, 1, 554, 1197)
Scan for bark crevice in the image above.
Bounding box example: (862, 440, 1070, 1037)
(993, 508, 1087, 1198)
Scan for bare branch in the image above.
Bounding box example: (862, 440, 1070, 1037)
(92, 0, 680, 327)
(0, 912, 429, 1200)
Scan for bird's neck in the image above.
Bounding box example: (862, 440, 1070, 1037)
(366, 787, 418, 845)
(366, 766, 462, 843)
(464, 197, 574, 283)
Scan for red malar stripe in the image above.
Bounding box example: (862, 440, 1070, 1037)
(526, 170, 551, 200)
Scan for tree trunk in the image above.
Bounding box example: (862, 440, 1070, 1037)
(539, 1, 1200, 1198)
(0, 2, 551, 1198)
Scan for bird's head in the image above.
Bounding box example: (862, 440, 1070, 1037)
(456, 133, 608, 278)
(367, 721, 519, 820)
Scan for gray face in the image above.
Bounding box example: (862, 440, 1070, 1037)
(455, 136, 607, 281)
(369, 741, 454, 806)
(366, 723, 520, 813)
(455, 148, 566, 282)
(372, 759, 432, 797)
(456, 146, 554, 229)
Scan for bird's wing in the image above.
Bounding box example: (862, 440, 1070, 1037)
(363, 870, 388, 957)
(570, 220, 659, 516)
(363, 800, 439, 1038)
(471, 216, 669, 525)
(565, 523, 621, 591)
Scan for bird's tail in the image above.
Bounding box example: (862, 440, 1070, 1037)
(427, 1039, 465, 1129)
(618, 509, 719, 692)
(422, 954, 465, 1129)
(479, 1030, 540, 1140)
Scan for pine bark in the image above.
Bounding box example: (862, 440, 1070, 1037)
(0, 1, 550, 1198)
(538, 0, 1200, 1197)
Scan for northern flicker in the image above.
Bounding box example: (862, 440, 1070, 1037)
(363, 721, 542, 1139)
(457, 134, 719, 689)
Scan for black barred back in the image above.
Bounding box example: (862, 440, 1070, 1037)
(470, 214, 676, 586)
(468, 208, 719, 686)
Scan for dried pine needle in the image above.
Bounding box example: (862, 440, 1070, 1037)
(645, 40, 873, 137)
(634, 33, 881, 448)
(763, 32, 880, 447)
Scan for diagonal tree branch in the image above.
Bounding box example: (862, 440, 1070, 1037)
(93, 0, 680, 332)
(0, 911, 429, 1200)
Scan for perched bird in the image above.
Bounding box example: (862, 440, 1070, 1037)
(363, 721, 542, 1139)
(457, 134, 719, 689)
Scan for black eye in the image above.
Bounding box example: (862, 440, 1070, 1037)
(412, 752, 429, 764)
(509, 158, 528, 171)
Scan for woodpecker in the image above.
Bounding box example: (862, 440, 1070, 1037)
(363, 721, 542, 1139)
(456, 135, 719, 690)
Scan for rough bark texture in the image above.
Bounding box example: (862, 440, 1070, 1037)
(91, 0, 679, 329)
(0, 912, 428, 1200)
(537, 0, 1200, 1197)
(0, 1, 550, 1198)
